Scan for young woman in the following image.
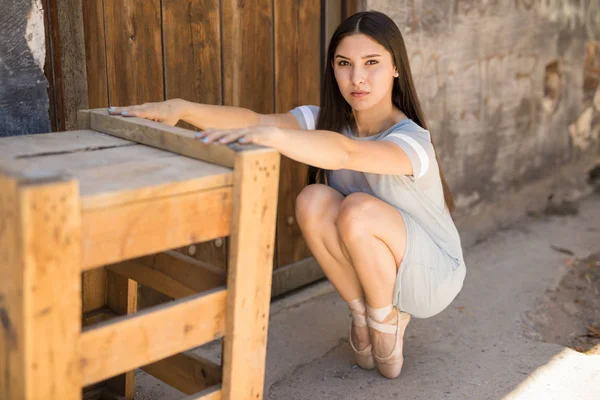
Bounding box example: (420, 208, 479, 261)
(109, 11, 467, 380)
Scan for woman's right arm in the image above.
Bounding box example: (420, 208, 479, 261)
(108, 98, 301, 130)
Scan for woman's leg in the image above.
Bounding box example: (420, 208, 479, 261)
(295, 184, 370, 349)
(295, 184, 363, 302)
(336, 192, 408, 309)
(336, 192, 410, 366)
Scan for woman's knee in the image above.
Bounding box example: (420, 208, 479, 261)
(336, 193, 377, 242)
(295, 184, 342, 230)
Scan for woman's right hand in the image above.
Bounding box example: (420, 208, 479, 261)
(108, 98, 185, 126)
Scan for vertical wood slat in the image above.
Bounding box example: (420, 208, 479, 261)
(0, 172, 82, 399)
(221, 150, 280, 400)
(105, 271, 138, 399)
(162, 0, 222, 106)
(82, 269, 108, 314)
(82, 0, 109, 108)
(103, 0, 164, 107)
(222, 0, 274, 113)
(43, 0, 89, 131)
(274, 0, 321, 268)
(162, 0, 227, 268)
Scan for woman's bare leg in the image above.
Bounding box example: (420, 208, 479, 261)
(336, 192, 410, 358)
(295, 184, 369, 349)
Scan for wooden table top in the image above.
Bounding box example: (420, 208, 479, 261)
(0, 129, 233, 210)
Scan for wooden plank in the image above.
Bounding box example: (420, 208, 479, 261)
(221, 149, 280, 400)
(81, 186, 233, 270)
(181, 386, 222, 400)
(105, 276, 135, 398)
(54, 0, 89, 130)
(103, 0, 164, 107)
(175, 238, 228, 272)
(162, 0, 222, 107)
(222, 0, 274, 113)
(141, 352, 221, 395)
(82, 268, 108, 314)
(0, 171, 82, 399)
(271, 256, 325, 298)
(79, 287, 227, 386)
(108, 251, 226, 299)
(274, 0, 321, 268)
(81, 0, 109, 109)
(0, 132, 234, 211)
(90, 109, 263, 168)
(83, 308, 117, 328)
(0, 129, 131, 157)
(106, 271, 138, 399)
(76, 153, 232, 210)
(161, 0, 227, 264)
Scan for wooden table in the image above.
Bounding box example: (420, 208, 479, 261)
(0, 110, 280, 400)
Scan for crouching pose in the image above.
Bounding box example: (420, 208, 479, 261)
(110, 10, 467, 380)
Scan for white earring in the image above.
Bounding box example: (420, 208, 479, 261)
(394, 72, 399, 78)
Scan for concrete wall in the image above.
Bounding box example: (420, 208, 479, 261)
(0, 0, 51, 137)
(367, 0, 600, 225)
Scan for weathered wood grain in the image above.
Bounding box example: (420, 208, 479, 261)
(221, 149, 280, 400)
(274, 0, 321, 268)
(103, 0, 164, 106)
(0, 171, 82, 399)
(79, 287, 227, 386)
(222, 0, 274, 113)
(141, 351, 221, 395)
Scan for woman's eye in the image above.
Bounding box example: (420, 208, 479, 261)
(366, 60, 378, 65)
(338, 61, 350, 66)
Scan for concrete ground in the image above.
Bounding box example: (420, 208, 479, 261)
(135, 193, 600, 400)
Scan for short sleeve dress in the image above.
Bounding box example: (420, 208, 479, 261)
(290, 105, 467, 318)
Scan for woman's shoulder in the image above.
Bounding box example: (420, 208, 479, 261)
(382, 119, 431, 143)
(289, 105, 320, 130)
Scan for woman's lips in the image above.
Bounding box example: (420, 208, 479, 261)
(351, 91, 369, 98)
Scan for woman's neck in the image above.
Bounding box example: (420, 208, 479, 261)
(352, 102, 406, 137)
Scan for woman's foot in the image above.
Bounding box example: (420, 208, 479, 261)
(347, 297, 376, 369)
(367, 305, 411, 379)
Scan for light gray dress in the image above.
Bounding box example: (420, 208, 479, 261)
(291, 105, 466, 318)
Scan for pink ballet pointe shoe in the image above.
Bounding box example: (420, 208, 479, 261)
(348, 298, 376, 370)
(367, 307, 411, 379)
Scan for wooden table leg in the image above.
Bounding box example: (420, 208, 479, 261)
(221, 150, 280, 400)
(0, 172, 82, 399)
(105, 271, 138, 399)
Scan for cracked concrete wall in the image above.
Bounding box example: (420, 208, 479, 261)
(366, 0, 600, 216)
(0, 0, 51, 137)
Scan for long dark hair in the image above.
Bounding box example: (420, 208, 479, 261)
(308, 11, 455, 213)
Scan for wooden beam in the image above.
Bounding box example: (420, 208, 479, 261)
(106, 271, 138, 399)
(82, 268, 108, 314)
(221, 149, 280, 399)
(81, 186, 232, 270)
(181, 386, 222, 400)
(271, 257, 325, 298)
(88, 109, 265, 168)
(82, 307, 117, 328)
(44, 0, 90, 131)
(108, 251, 226, 299)
(0, 171, 82, 399)
(79, 287, 227, 386)
(141, 352, 221, 395)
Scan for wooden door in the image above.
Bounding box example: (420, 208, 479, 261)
(79, 0, 324, 295)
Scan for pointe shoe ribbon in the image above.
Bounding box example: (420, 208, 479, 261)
(348, 299, 376, 370)
(367, 309, 411, 379)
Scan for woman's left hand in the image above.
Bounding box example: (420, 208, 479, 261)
(195, 125, 279, 146)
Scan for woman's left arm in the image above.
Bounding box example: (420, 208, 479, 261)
(196, 126, 414, 176)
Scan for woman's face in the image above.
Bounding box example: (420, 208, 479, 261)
(332, 33, 397, 111)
